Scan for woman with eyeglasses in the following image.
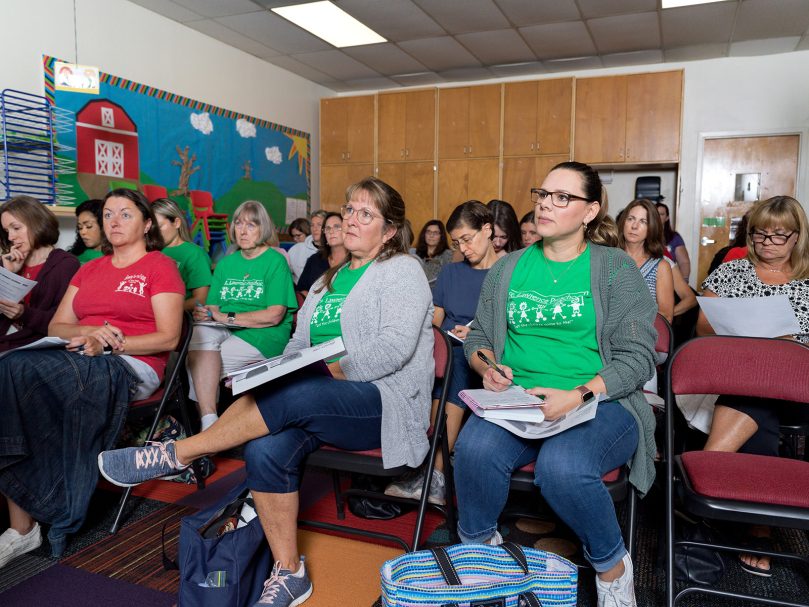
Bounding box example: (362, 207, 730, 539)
(189, 200, 297, 431)
(99, 177, 434, 607)
(296, 212, 345, 297)
(414, 219, 452, 284)
(696, 195, 809, 577)
(487, 199, 521, 256)
(455, 162, 657, 607)
(386, 201, 499, 505)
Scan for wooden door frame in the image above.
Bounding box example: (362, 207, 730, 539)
(689, 127, 808, 287)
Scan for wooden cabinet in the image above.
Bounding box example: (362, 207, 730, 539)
(320, 164, 373, 211)
(378, 90, 436, 162)
(574, 71, 682, 164)
(503, 78, 572, 157)
(502, 155, 570, 218)
(320, 96, 374, 164)
(437, 159, 500, 222)
(377, 162, 435, 235)
(438, 84, 501, 159)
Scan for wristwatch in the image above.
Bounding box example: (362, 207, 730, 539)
(227, 312, 236, 324)
(574, 385, 594, 403)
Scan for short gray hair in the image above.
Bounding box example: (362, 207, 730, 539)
(230, 200, 275, 248)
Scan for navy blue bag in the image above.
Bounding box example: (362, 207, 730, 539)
(175, 480, 272, 607)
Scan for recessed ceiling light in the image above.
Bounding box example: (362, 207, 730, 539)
(272, 1, 386, 48)
(661, 0, 730, 8)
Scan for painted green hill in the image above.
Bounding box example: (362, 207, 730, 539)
(215, 179, 288, 227)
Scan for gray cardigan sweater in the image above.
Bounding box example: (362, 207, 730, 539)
(285, 253, 434, 469)
(463, 243, 658, 496)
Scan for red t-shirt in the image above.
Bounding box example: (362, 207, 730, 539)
(70, 251, 185, 379)
(722, 246, 747, 262)
(22, 262, 45, 306)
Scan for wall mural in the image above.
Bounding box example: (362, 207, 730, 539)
(43, 56, 310, 231)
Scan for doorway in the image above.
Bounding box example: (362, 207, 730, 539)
(697, 134, 800, 286)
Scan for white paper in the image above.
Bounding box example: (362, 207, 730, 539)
(697, 295, 800, 338)
(0, 265, 37, 303)
(285, 198, 308, 225)
(483, 394, 602, 440)
(194, 320, 246, 330)
(0, 336, 69, 359)
(228, 337, 345, 395)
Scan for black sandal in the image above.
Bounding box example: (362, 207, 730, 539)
(738, 536, 775, 577)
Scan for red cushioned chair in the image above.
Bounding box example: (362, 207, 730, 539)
(299, 326, 455, 551)
(109, 312, 205, 534)
(664, 336, 809, 607)
(142, 184, 168, 203)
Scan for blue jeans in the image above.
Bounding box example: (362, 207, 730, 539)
(245, 371, 383, 493)
(454, 401, 639, 572)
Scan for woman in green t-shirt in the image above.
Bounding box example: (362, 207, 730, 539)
(152, 198, 212, 312)
(457, 161, 657, 607)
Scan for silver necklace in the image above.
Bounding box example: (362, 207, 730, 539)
(543, 247, 584, 284)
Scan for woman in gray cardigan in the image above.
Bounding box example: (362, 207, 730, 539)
(99, 177, 434, 607)
(456, 162, 656, 607)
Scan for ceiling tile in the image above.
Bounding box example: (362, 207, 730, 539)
(398, 36, 482, 71)
(216, 10, 331, 54)
(730, 36, 802, 56)
(489, 61, 547, 77)
(495, 0, 581, 26)
(291, 49, 383, 80)
(127, 0, 203, 23)
(337, 0, 445, 42)
(543, 56, 603, 72)
(455, 29, 537, 65)
(587, 12, 660, 54)
(661, 3, 736, 48)
(601, 49, 663, 68)
(389, 72, 445, 86)
(264, 55, 337, 83)
(577, 0, 657, 20)
(663, 43, 728, 62)
(734, 0, 809, 41)
(520, 21, 597, 60)
(251, 0, 317, 7)
(184, 19, 281, 57)
(341, 43, 428, 76)
(437, 66, 495, 81)
(172, 0, 262, 18)
(411, 0, 509, 34)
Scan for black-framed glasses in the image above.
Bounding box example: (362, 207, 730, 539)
(749, 230, 796, 245)
(450, 230, 480, 250)
(531, 188, 593, 208)
(340, 204, 387, 225)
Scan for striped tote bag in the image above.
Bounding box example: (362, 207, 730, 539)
(381, 542, 577, 607)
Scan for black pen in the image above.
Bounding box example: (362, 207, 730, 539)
(477, 351, 510, 382)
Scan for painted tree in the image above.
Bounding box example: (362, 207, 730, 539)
(242, 159, 252, 180)
(171, 145, 200, 196)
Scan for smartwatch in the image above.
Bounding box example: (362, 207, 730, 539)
(574, 385, 594, 403)
(227, 312, 236, 324)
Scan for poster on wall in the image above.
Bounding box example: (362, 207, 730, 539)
(43, 55, 310, 231)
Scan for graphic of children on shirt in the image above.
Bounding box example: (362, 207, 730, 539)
(115, 273, 148, 298)
(508, 289, 588, 329)
(311, 294, 347, 329)
(220, 278, 264, 303)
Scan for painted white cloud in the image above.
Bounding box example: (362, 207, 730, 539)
(190, 112, 213, 135)
(265, 146, 283, 165)
(236, 118, 257, 138)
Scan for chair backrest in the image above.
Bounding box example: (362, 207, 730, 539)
(654, 313, 673, 358)
(431, 325, 451, 381)
(142, 183, 168, 202)
(189, 190, 215, 215)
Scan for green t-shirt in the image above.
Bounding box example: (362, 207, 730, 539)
(162, 241, 212, 301)
(309, 262, 372, 348)
(209, 248, 297, 357)
(76, 249, 103, 265)
(502, 243, 601, 390)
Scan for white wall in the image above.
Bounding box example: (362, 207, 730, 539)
(2, 0, 334, 247)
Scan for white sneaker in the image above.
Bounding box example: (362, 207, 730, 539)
(486, 530, 503, 546)
(0, 523, 42, 568)
(595, 553, 636, 607)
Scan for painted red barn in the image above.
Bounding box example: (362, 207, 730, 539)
(75, 99, 139, 180)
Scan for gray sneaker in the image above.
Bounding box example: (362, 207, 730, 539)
(595, 553, 636, 607)
(0, 523, 42, 568)
(98, 440, 188, 487)
(253, 559, 313, 606)
(384, 468, 446, 505)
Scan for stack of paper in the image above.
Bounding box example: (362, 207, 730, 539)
(459, 386, 545, 422)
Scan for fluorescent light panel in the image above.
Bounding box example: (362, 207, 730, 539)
(662, 0, 731, 8)
(272, 1, 386, 48)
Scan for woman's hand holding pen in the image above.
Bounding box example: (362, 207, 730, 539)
(526, 386, 580, 421)
(476, 351, 513, 392)
(83, 321, 126, 352)
(2, 245, 26, 274)
(451, 324, 471, 340)
(193, 301, 213, 322)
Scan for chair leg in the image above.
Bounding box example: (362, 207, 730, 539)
(175, 392, 206, 490)
(625, 487, 637, 562)
(110, 486, 133, 534)
(332, 471, 346, 520)
(441, 431, 458, 542)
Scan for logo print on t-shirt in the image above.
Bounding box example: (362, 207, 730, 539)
(115, 273, 148, 297)
(220, 278, 264, 301)
(311, 295, 346, 328)
(508, 290, 587, 329)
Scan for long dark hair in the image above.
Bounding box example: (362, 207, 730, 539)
(656, 202, 674, 243)
(486, 199, 521, 253)
(100, 188, 164, 254)
(316, 177, 407, 293)
(617, 198, 666, 259)
(415, 219, 449, 259)
(317, 212, 344, 260)
(68, 199, 104, 255)
(548, 161, 613, 246)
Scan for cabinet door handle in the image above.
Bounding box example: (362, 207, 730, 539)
(341, 152, 345, 161)
(468, 145, 472, 155)
(346, 152, 351, 160)
(401, 148, 405, 158)
(530, 143, 534, 152)
(405, 148, 410, 157)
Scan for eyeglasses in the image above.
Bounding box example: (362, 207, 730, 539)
(324, 225, 343, 234)
(749, 230, 796, 245)
(234, 219, 259, 231)
(531, 188, 593, 208)
(451, 230, 480, 250)
(425, 229, 442, 236)
(340, 204, 386, 225)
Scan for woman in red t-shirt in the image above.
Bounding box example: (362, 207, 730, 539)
(0, 188, 184, 563)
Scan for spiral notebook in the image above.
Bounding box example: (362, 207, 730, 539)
(459, 386, 545, 423)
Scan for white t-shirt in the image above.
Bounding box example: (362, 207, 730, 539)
(288, 235, 318, 282)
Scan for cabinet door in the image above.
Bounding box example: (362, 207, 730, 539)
(536, 78, 572, 155)
(468, 84, 501, 158)
(438, 87, 469, 159)
(378, 92, 407, 162)
(345, 95, 374, 163)
(404, 89, 436, 161)
(437, 160, 470, 222)
(574, 76, 627, 164)
(625, 71, 682, 163)
(502, 157, 537, 217)
(404, 162, 436, 235)
(503, 81, 538, 156)
(467, 158, 500, 206)
(321, 98, 347, 165)
(320, 164, 373, 211)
